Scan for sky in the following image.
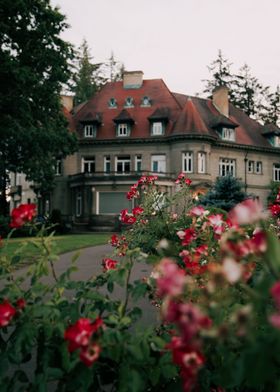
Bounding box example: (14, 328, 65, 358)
(50, 0, 280, 96)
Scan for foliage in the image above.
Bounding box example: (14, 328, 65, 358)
(202, 50, 278, 124)
(0, 0, 77, 215)
(1, 179, 280, 391)
(199, 176, 248, 211)
(72, 40, 124, 106)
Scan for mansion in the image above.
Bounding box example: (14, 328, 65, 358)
(10, 71, 280, 229)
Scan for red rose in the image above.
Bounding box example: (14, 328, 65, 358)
(80, 343, 101, 367)
(10, 204, 36, 228)
(102, 258, 118, 271)
(0, 300, 16, 327)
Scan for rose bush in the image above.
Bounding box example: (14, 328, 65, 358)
(1, 179, 280, 391)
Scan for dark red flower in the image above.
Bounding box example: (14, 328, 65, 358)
(64, 317, 103, 353)
(132, 206, 144, 216)
(16, 298, 26, 310)
(181, 228, 197, 246)
(80, 342, 101, 367)
(10, 204, 36, 228)
(0, 300, 16, 327)
(120, 209, 136, 224)
(270, 203, 280, 217)
(102, 258, 118, 271)
(110, 234, 119, 247)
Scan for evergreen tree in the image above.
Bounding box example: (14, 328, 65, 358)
(260, 85, 280, 126)
(232, 63, 270, 119)
(0, 0, 77, 215)
(103, 51, 125, 82)
(72, 39, 105, 106)
(202, 50, 234, 99)
(199, 176, 248, 211)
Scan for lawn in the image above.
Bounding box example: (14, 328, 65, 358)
(1, 233, 111, 261)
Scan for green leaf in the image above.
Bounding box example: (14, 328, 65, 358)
(131, 282, 148, 301)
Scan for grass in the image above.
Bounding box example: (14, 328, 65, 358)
(1, 233, 111, 261)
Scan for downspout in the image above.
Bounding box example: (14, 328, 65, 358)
(244, 151, 248, 193)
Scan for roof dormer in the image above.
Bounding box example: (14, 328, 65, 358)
(113, 109, 135, 137)
(262, 123, 280, 147)
(79, 112, 102, 138)
(148, 108, 169, 136)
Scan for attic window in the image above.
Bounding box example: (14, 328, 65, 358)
(141, 96, 151, 107)
(84, 124, 96, 138)
(108, 98, 117, 108)
(117, 123, 130, 137)
(274, 136, 280, 147)
(151, 122, 164, 136)
(124, 97, 134, 108)
(221, 127, 235, 142)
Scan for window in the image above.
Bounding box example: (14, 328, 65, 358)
(117, 123, 129, 137)
(273, 164, 280, 181)
(141, 96, 151, 107)
(55, 159, 62, 175)
(135, 155, 142, 172)
(84, 124, 96, 138)
(104, 156, 111, 173)
(151, 155, 166, 173)
(76, 192, 82, 217)
(219, 158, 236, 177)
(275, 136, 280, 147)
(151, 122, 163, 135)
(221, 128, 235, 141)
(108, 98, 117, 108)
(82, 157, 95, 173)
(197, 152, 206, 174)
(182, 152, 193, 173)
(124, 97, 134, 107)
(248, 160, 254, 174)
(98, 192, 131, 214)
(115, 156, 131, 174)
(255, 161, 262, 174)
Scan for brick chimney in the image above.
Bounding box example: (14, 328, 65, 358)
(61, 95, 74, 112)
(123, 71, 143, 89)
(212, 86, 229, 117)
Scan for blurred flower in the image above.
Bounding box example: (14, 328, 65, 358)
(132, 206, 144, 216)
(228, 199, 266, 225)
(120, 209, 136, 224)
(222, 257, 243, 283)
(64, 317, 103, 353)
(0, 300, 16, 327)
(155, 258, 186, 297)
(79, 343, 101, 367)
(16, 298, 26, 310)
(10, 203, 36, 228)
(102, 258, 118, 271)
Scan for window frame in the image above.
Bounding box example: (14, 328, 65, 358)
(104, 156, 111, 174)
(117, 123, 129, 137)
(55, 159, 62, 176)
(273, 163, 280, 182)
(221, 128, 235, 142)
(248, 160, 254, 174)
(76, 192, 82, 217)
(182, 152, 193, 173)
(82, 157, 95, 173)
(151, 154, 166, 174)
(135, 155, 142, 172)
(197, 152, 206, 174)
(115, 156, 131, 174)
(255, 161, 262, 174)
(151, 121, 164, 136)
(219, 158, 236, 177)
(84, 124, 96, 138)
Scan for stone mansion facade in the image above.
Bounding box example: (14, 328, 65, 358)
(11, 71, 280, 229)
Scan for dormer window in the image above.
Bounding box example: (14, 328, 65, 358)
(108, 98, 117, 108)
(117, 123, 130, 137)
(141, 96, 151, 107)
(151, 121, 164, 136)
(274, 136, 280, 147)
(221, 127, 235, 141)
(84, 124, 96, 138)
(124, 97, 134, 108)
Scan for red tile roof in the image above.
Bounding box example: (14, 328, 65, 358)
(72, 78, 274, 149)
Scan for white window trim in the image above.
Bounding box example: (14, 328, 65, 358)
(135, 155, 142, 172)
(84, 124, 96, 138)
(115, 156, 131, 174)
(117, 123, 129, 137)
(151, 155, 166, 174)
(104, 156, 111, 174)
(76, 192, 82, 217)
(248, 160, 254, 174)
(255, 161, 262, 174)
(221, 128, 235, 141)
(55, 159, 62, 176)
(82, 157, 95, 173)
(219, 158, 236, 177)
(273, 164, 280, 182)
(151, 122, 163, 136)
(182, 152, 193, 173)
(275, 136, 280, 147)
(197, 152, 206, 174)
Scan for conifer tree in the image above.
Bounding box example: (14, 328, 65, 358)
(72, 39, 105, 106)
(199, 176, 247, 211)
(260, 85, 280, 126)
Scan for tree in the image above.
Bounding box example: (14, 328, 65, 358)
(202, 50, 235, 100)
(232, 63, 270, 119)
(0, 0, 77, 215)
(72, 39, 106, 106)
(260, 85, 280, 126)
(103, 51, 125, 82)
(199, 176, 248, 211)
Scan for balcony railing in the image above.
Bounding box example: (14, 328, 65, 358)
(68, 170, 176, 183)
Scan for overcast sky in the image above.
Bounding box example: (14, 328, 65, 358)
(51, 0, 280, 96)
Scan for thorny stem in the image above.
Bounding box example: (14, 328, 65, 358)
(122, 256, 133, 317)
